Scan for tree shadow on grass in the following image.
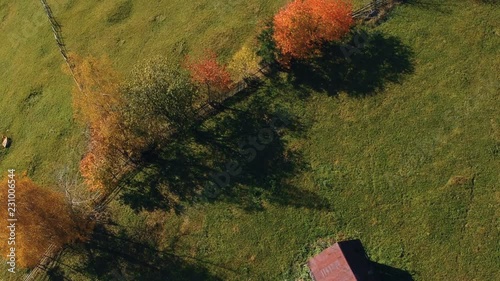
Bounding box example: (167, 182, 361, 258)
(57, 224, 225, 281)
(289, 29, 414, 97)
(119, 87, 329, 213)
(120, 139, 214, 214)
(195, 100, 329, 212)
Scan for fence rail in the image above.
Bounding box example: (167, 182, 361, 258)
(40, 0, 82, 91)
(25, 0, 395, 280)
(352, 0, 391, 19)
(23, 244, 59, 281)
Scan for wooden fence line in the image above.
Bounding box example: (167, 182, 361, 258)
(23, 244, 59, 281)
(39, 0, 82, 91)
(352, 0, 391, 19)
(24, 1, 394, 280)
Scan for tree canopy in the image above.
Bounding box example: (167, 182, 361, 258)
(71, 55, 202, 190)
(228, 45, 261, 81)
(70, 54, 131, 190)
(185, 52, 233, 100)
(273, 0, 353, 61)
(0, 177, 92, 268)
(122, 58, 200, 147)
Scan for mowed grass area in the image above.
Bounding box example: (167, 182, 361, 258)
(52, 0, 371, 69)
(54, 0, 499, 281)
(0, 2, 85, 279)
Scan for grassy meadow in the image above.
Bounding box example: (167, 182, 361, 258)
(0, 0, 499, 280)
(0, 1, 84, 187)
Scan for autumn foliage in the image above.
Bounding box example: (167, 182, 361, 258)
(228, 45, 261, 81)
(0, 177, 92, 268)
(122, 58, 200, 144)
(70, 54, 134, 190)
(185, 52, 233, 99)
(273, 0, 353, 61)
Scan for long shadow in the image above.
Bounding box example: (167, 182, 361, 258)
(195, 97, 328, 212)
(289, 29, 414, 97)
(120, 138, 214, 214)
(58, 224, 225, 281)
(118, 85, 329, 213)
(373, 262, 415, 281)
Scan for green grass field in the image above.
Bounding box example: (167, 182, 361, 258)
(1, 0, 499, 280)
(0, 1, 84, 187)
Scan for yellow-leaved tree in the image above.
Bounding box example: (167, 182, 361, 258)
(228, 45, 261, 81)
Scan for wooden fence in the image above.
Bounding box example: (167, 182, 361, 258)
(39, 0, 82, 91)
(22, 244, 60, 281)
(352, 0, 391, 19)
(24, 0, 394, 280)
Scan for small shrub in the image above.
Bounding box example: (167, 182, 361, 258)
(228, 45, 261, 80)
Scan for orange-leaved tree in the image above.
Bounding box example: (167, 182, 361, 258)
(69, 54, 137, 190)
(273, 0, 353, 61)
(185, 52, 233, 101)
(0, 176, 92, 268)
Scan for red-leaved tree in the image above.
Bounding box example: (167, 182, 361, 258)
(185, 52, 233, 100)
(273, 0, 353, 61)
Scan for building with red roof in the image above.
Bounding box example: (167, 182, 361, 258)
(307, 239, 380, 281)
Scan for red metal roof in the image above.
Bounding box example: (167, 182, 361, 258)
(307, 240, 380, 281)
